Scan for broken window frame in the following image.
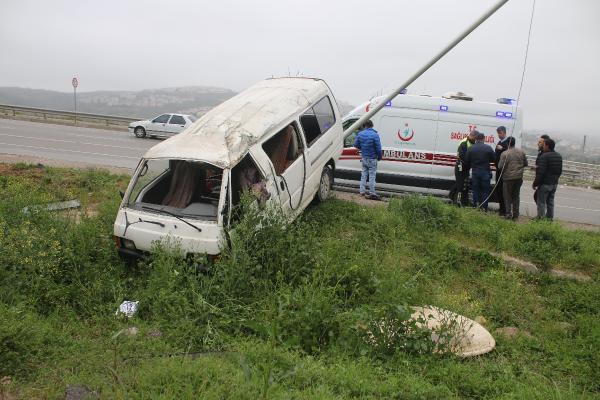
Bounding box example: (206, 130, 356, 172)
(261, 122, 304, 176)
(124, 158, 224, 221)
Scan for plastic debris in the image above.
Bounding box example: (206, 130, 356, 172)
(116, 300, 139, 318)
(23, 199, 81, 214)
(411, 306, 495, 357)
(124, 327, 139, 336)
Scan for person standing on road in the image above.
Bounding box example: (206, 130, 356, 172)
(533, 138, 563, 220)
(532, 134, 550, 203)
(534, 134, 550, 169)
(354, 119, 382, 200)
(466, 131, 495, 210)
(498, 137, 528, 220)
(454, 130, 476, 206)
(494, 126, 510, 216)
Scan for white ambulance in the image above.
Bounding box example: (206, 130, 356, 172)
(335, 93, 523, 198)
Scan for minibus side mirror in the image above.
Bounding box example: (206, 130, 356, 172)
(119, 190, 125, 199)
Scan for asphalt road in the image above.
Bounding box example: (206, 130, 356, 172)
(1, 118, 599, 226)
(0, 118, 152, 169)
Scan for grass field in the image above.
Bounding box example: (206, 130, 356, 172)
(1, 163, 599, 399)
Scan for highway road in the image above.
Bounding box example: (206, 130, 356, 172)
(1, 118, 599, 226)
(0, 118, 151, 169)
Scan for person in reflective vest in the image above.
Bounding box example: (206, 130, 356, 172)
(454, 130, 476, 206)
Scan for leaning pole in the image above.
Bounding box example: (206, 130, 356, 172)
(343, 0, 510, 137)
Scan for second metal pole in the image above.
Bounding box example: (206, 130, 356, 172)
(343, 0, 510, 136)
(74, 87, 77, 126)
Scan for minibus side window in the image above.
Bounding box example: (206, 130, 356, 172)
(343, 119, 360, 147)
(262, 123, 303, 175)
(300, 96, 336, 147)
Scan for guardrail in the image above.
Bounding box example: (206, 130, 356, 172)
(524, 155, 600, 186)
(1, 103, 599, 185)
(0, 104, 140, 131)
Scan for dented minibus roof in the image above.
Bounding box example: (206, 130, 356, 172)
(143, 77, 332, 168)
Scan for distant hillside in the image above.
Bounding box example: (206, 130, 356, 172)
(0, 86, 356, 119)
(523, 130, 600, 164)
(0, 86, 236, 119)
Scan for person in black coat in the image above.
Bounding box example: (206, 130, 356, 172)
(466, 132, 495, 211)
(533, 138, 563, 220)
(494, 126, 510, 215)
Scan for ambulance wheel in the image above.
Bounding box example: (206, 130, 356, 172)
(449, 187, 458, 205)
(134, 127, 146, 138)
(316, 166, 333, 202)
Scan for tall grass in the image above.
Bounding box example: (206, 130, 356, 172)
(1, 164, 599, 398)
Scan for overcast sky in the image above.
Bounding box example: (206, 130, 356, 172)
(1, 0, 599, 135)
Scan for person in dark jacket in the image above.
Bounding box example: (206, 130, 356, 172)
(454, 130, 476, 206)
(533, 138, 562, 220)
(354, 119, 382, 200)
(532, 134, 550, 203)
(534, 134, 550, 169)
(494, 126, 510, 215)
(466, 131, 495, 210)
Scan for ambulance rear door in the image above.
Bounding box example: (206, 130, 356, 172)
(433, 99, 513, 195)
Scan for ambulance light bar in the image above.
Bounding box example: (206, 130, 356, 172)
(496, 111, 513, 118)
(497, 98, 516, 105)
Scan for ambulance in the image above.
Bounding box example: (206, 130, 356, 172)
(335, 92, 523, 198)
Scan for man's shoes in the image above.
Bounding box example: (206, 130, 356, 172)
(504, 214, 513, 220)
(367, 193, 381, 201)
(359, 192, 366, 197)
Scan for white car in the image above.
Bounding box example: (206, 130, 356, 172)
(129, 113, 197, 138)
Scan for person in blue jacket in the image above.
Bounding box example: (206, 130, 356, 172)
(354, 120, 382, 200)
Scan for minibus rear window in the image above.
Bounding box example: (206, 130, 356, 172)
(300, 96, 336, 147)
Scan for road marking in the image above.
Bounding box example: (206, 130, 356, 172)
(0, 142, 140, 159)
(521, 201, 600, 212)
(0, 133, 148, 151)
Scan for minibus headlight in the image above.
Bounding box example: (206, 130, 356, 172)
(114, 236, 136, 250)
(122, 238, 137, 250)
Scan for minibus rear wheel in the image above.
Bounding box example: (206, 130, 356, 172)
(316, 166, 333, 202)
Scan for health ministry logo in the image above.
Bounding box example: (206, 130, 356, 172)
(397, 123, 414, 142)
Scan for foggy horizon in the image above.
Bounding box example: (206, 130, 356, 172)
(1, 0, 599, 135)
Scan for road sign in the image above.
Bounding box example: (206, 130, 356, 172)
(72, 77, 78, 88)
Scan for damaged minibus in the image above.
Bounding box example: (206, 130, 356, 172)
(114, 77, 343, 259)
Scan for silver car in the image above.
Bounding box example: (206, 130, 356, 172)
(129, 113, 197, 138)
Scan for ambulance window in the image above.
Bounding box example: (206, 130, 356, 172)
(300, 96, 336, 147)
(343, 118, 360, 147)
(262, 123, 303, 175)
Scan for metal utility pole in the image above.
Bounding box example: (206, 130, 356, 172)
(343, 0, 510, 136)
(72, 77, 79, 126)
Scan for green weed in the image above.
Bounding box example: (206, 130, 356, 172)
(1, 165, 599, 399)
